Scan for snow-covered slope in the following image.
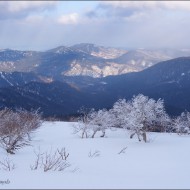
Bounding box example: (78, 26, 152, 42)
(0, 49, 39, 72)
(1, 46, 190, 78)
(63, 61, 136, 78)
(1, 121, 190, 189)
(71, 43, 127, 59)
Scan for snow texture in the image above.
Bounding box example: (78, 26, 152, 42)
(0, 121, 190, 189)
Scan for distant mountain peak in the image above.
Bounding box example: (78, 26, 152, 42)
(71, 43, 127, 59)
(0, 49, 8, 52)
(47, 46, 73, 54)
(1, 45, 190, 78)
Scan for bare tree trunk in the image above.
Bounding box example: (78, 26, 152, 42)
(130, 132, 136, 139)
(85, 131, 88, 138)
(142, 132, 147, 143)
(137, 132, 141, 142)
(91, 130, 97, 138)
(27, 133, 32, 141)
(6, 148, 15, 154)
(100, 131, 105, 138)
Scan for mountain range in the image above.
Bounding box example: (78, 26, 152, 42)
(0, 43, 190, 118)
(1, 43, 190, 78)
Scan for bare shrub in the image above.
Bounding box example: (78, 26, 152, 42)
(31, 147, 70, 172)
(88, 150, 100, 158)
(0, 156, 15, 171)
(30, 147, 44, 170)
(0, 108, 42, 154)
(42, 148, 70, 172)
(118, 146, 127, 154)
(72, 122, 91, 139)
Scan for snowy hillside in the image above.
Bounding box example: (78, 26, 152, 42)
(1, 46, 190, 78)
(0, 121, 190, 189)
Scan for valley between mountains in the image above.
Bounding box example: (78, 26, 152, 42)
(0, 43, 190, 118)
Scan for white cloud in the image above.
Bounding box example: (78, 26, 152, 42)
(1, 1, 190, 50)
(124, 12, 148, 22)
(57, 13, 80, 25)
(24, 15, 45, 24)
(101, 1, 190, 11)
(0, 1, 57, 19)
(87, 1, 190, 23)
(6, 1, 56, 12)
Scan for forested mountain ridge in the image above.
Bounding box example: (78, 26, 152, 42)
(0, 56, 190, 117)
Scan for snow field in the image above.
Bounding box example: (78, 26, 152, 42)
(0, 121, 190, 189)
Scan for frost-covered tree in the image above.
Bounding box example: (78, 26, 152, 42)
(73, 108, 94, 138)
(73, 108, 113, 138)
(89, 109, 113, 138)
(0, 108, 42, 154)
(74, 94, 171, 142)
(126, 94, 171, 142)
(111, 94, 170, 142)
(174, 112, 190, 135)
(110, 99, 130, 128)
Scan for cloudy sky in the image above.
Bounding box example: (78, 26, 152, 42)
(1, 1, 190, 50)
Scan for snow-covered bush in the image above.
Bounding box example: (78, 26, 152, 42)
(74, 108, 112, 138)
(30, 147, 70, 172)
(74, 94, 172, 142)
(0, 108, 42, 154)
(125, 94, 171, 142)
(73, 108, 94, 138)
(173, 112, 190, 135)
(111, 94, 171, 142)
(89, 109, 113, 138)
(110, 99, 130, 128)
